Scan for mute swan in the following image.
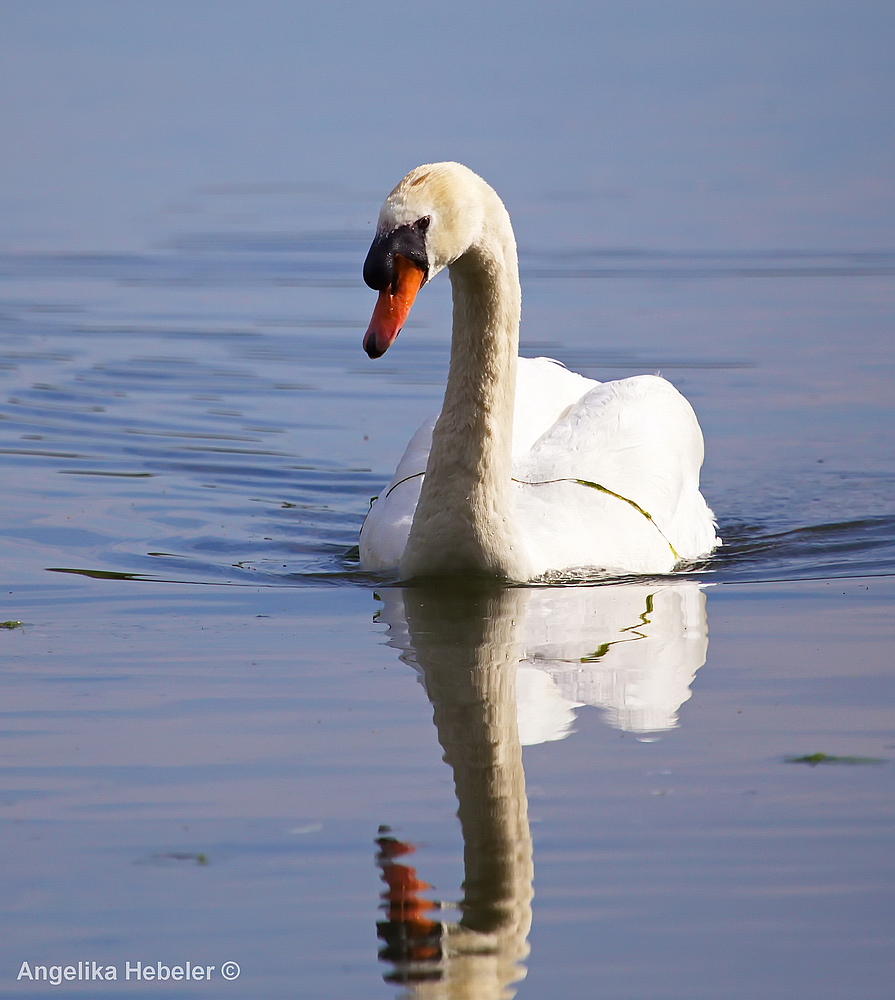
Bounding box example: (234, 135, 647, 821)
(359, 162, 719, 581)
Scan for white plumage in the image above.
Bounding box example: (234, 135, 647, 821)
(359, 163, 719, 580)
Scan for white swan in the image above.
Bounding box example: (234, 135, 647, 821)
(359, 162, 719, 581)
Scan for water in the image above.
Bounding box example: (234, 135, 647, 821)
(2, 5, 894, 999)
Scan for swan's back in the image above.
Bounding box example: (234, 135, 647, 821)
(360, 359, 718, 577)
(513, 371, 717, 576)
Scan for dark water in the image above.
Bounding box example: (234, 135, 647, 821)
(2, 5, 895, 999)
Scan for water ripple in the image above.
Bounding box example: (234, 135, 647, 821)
(1, 247, 892, 589)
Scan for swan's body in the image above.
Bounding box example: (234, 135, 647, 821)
(359, 162, 718, 581)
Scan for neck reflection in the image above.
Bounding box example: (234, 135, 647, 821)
(374, 581, 708, 998)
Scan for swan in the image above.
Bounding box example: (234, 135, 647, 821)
(359, 162, 719, 581)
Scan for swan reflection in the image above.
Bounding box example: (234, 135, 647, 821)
(379, 582, 708, 743)
(374, 581, 707, 997)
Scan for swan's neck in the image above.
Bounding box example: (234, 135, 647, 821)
(401, 221, 529, 580)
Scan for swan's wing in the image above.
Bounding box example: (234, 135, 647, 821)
(359, 412, 435, 571)
(514, 375, 718, 573)
(512, 357, 599, 459)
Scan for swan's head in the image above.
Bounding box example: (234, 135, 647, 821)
(362, 162, 497, 358)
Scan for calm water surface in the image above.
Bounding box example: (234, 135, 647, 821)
(2, 6, 895, 999)
(1, 224, 893, 1000)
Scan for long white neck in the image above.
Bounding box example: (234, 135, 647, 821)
(401, 201, 530, 580)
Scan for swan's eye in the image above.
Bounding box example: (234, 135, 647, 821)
(416, 216, 430, 232)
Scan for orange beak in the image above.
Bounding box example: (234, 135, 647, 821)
(363, 254, 426, 358)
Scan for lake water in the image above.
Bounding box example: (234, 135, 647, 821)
(1, 5, 894, 999)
